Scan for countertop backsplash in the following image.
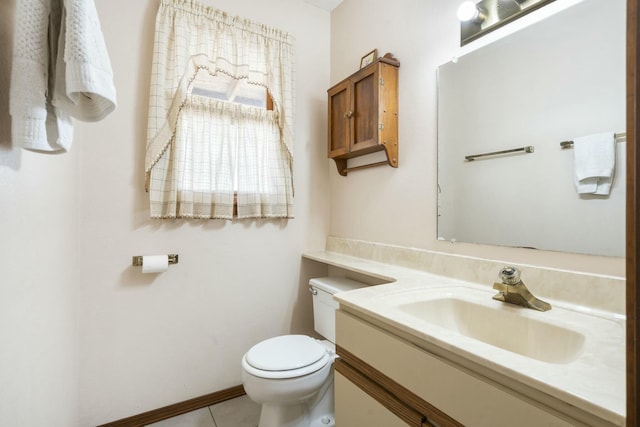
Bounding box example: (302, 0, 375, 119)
(320, 236, 625, 315)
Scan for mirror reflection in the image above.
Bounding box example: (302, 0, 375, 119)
(437, 0, 625, 257)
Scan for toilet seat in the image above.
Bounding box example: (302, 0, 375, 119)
(243, 335, 331, 379)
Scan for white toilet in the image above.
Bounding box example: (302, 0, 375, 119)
(241, 276, 366, 427)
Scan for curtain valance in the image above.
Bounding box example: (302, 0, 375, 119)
(145, 0, 295, 219)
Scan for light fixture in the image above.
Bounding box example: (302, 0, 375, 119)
(457, 1, 486, 24)
(496, 0, 524, 19)
(458, 0, 556, 46)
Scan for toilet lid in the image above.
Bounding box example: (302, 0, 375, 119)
(245, 335, 326, 371)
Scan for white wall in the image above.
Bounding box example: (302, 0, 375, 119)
(0, 1, 79, 426)
(329, 0, 625, 276)
(76, 0, 331, 425)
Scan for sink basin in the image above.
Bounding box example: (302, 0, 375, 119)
(398, 296, 585, 364)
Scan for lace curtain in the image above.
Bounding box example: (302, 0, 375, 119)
(145, 0, 295, 219)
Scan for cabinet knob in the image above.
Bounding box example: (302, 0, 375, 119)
(344, 111, 353, 119)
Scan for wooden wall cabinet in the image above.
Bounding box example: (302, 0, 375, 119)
(327, 53, 400, 176)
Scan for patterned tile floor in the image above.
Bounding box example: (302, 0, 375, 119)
(146, 395, 260, 427)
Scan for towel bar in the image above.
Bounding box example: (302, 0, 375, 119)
(465, 146, 534, 162)
(560, 132, 626, 149)
(342, 160, 390, 174)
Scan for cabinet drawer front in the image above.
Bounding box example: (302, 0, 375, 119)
(336, 346, 458, 427)
(335, 370, 420, 427)
(336, 310, 580, 427)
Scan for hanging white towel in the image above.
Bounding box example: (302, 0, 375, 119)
(52, 0, 117, 122)
(573, 132, 616, 196)
(10, 0, 116, 153)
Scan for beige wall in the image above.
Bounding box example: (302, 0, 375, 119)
(0, 1, 79, 426)
(75, 0, 331, 425)
(329, 0, 625, 276)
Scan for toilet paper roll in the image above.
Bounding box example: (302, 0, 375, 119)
(142, 255, 169, 274)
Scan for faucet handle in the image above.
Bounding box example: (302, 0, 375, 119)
(492, 281, 509, 292)
(498, 266, 521, 284)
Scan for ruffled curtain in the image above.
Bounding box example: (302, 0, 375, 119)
(145, 0, 295, 219)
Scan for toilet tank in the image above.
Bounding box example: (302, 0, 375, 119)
(309, 276, 367, 343)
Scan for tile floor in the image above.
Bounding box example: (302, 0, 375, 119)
(146, 395, 261, 427)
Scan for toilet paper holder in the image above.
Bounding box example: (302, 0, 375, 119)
(132, 254, 179, 267)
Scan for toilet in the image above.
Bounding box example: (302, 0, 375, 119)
(241, 276, 366, 427)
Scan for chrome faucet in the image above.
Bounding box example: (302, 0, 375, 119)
(492, 266, 551, 312)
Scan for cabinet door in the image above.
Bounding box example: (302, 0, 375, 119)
(328, 80, 351, 158)
(351, 65, 379, 151)
(335, 371, 414, 427)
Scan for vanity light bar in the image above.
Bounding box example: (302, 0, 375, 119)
(459, 0, 557, 46)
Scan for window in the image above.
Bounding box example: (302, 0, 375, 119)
(184, 74, 275, 194)
(145, 0, 295, 220)
(191, 74, 272, 110)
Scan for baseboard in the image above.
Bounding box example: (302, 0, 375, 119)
(97, 385, 246, 427)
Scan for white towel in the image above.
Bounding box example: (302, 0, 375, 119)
(10, 0, 116, 153)
(52, 0, 117, 122)
(573, 132, 616, 196)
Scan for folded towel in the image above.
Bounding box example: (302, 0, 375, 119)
(573, 132, 616, 196)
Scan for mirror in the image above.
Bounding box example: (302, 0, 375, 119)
(437, 0, 625, 257)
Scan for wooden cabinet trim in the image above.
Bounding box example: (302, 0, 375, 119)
(627, 0, 639, 423)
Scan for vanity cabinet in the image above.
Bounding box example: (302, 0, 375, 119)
(335, 371, 420, 427)
(335, 309, 582, 427)
(327, 54, 399, 176)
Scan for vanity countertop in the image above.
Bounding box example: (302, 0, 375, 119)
(303, 249, 626, 426)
